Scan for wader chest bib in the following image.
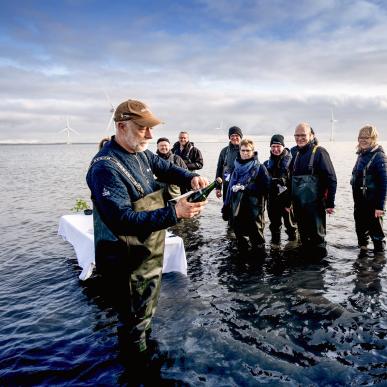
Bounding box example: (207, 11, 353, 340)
(90, 156, 166, 351)
(352, 152, 378, 204)
(291, 146, 326, 245)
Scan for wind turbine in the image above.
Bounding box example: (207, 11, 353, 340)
(104, 91, 116, 133)
(215, 120, 224, 131)
(330, 110, 338, 142)
(58, 117, 79, 144)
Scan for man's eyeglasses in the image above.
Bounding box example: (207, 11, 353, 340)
(240, 149, 253, 152)
(294, 134, 307, 138)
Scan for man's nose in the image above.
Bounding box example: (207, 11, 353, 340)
(145, 127, 153, 139)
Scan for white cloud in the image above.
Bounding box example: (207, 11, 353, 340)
(0, 0, 387, 142)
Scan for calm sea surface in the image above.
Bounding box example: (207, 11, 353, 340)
(0, 141, 386, 386)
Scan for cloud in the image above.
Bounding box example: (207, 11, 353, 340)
(0, 0, 387, 142)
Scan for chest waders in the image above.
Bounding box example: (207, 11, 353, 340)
(90, 156, 165, 352)
(352, 152, 378, 204)
(230, 165, 266, 246)
(291, 146, 326, 247)
(351, 152, 385, 248)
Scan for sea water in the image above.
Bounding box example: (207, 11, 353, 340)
(0, 141, 386, 385)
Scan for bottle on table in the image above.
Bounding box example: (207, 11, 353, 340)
(187, 177, 222, 202)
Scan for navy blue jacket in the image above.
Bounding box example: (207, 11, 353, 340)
(86, 137, 195, 236)
(351, 145, 387, 210)
(288, 142, 337, 208)
(264, 148, 292, 199)
(264, 148, 292, 180)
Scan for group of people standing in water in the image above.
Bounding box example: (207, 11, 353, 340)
(88, 98, 385, 357)
(216, 123, 386, 258)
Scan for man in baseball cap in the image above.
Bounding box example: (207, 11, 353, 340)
(114, 99, 163, 127)
(87, 98, 208, 358)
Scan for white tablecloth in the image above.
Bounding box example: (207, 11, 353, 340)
(58, 214, 187, 280)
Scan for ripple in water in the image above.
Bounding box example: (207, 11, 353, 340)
(0, 143, 386, 385)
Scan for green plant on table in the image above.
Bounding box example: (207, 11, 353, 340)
(71, 198, 91, 213)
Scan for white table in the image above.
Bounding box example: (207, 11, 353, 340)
(58, 214, 187, 280)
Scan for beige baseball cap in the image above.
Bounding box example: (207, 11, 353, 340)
(114, 99, 163, 127)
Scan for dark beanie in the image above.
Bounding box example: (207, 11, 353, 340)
(157, 137, 170, 144)
(228, 126, 243, 139)
(270, 134, 285, 147)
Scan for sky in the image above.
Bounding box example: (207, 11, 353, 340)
(0, 0, 387, 143)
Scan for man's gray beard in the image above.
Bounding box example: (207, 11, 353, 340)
(135, 142, 149, 152)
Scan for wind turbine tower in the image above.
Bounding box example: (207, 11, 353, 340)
(330, 110, 338, 142)
(59, 117, 79, 144)
(104, 91, 116, 133)
(215, 120, 224, 131)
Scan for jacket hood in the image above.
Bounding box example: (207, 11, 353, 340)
(270, 147, 290, 159)
(172, 140, 194, 149)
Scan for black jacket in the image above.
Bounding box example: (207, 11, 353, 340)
(156, 150, 188, 169)
(351, 145, 387, 210)
(86, 137, 195, 237)
(288, 142, 337, 208)
(171, 141, 203, 171)
(215, 143, 240, 181)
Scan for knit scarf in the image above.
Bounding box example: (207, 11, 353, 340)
(224, 155, 259, 206)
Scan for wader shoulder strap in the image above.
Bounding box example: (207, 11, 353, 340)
(89, 156, 145, 197)
(292, 152, 299, 174)
(308, 145, 319, 175)
(361, 152, 378, 195)
(292, 145, 319, 175)
(223, 146, 230, 167)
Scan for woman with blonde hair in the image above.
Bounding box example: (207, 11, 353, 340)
(351, 125, 386, 255)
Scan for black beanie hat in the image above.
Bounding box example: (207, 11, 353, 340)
(157, 137, 170, 144)
(270, 134, 285, 147)
(228, 126, 243, 139)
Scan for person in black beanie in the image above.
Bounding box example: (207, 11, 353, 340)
(215, 126, 244, 202)
(264, 134, 298, 251)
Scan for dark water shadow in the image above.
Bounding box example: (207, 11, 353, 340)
(79, 272, 191, 385)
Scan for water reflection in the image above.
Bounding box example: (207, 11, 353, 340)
(351, 252, 386, 313)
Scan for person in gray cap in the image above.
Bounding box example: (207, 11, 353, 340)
(215, 126, 243, 202)
(264, 134, 298, 251)
(86, 99, 209, 359)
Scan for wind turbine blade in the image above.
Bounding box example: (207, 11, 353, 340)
(106, 112, 114, 132)
(68, 127, 80, 135)
(104, 90, 115, 110)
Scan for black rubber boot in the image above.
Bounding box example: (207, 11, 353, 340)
(373, 240, 386, 253)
